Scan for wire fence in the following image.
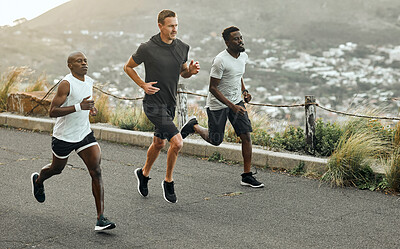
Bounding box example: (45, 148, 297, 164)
(26, 82, 400, 121)
(176, 89, 400, 121)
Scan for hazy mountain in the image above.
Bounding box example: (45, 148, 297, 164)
(2, 0, 400, 77)
(2, 0, 400, 125)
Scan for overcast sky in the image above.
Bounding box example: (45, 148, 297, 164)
(0, 0, 70, 26)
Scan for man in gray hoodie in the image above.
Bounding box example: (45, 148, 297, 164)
(124, 9, 200, 203)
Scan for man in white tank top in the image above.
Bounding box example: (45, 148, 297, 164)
(30, 52, 115, 231)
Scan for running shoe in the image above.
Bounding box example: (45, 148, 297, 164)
(180, 116, 198, 139)
(95, 214, 116, 231)
(162, 180, 177, 203)
(135, 168, 150, 197)
(240, 172, 264, 188)
(31, 172, 45, 202)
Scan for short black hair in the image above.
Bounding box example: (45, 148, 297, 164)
(222, 26, 240, 42)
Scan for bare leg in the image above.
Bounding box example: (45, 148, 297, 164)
(36, 155, 68, 185)
(165, 133, 183, 182)
(142, 136, 166, 177)
(78, 144, 103, 219)
(240, 132, 252, 173)
(193, 124, 212, 143)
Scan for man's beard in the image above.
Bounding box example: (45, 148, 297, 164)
(235, 46, 245, 53)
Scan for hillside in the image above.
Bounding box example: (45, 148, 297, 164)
(2, 0, 400, 77)
(2, 0, 400, 125)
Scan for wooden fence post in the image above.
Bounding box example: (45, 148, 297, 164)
(177, 83, 188, 130)
(305, 95, 316, 155)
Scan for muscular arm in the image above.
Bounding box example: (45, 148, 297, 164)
(123, 57, 159, 94)
(49, 81, 94, 118)
(49, 81, 74, 118)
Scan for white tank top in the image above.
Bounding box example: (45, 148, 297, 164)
(52, 73, 94, 143)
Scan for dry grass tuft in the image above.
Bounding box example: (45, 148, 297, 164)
(0, 67, 30, 111)
(90, 93, 111, 123)
(25, 73, 49, 92)
(382, 148, 400, 192)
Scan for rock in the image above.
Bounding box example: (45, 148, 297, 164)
(7, 91, 55, 116)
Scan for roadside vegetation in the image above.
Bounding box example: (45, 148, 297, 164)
(0, 67, 29, 111)
(2, 69, 400, 194)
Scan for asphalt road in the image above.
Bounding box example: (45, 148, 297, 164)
(1, 126, 400, 248)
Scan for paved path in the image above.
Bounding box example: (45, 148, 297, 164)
(1, 126, 400, 248)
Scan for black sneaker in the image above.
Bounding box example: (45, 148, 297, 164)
(241, 172, 264, 188)
(135, 168, 150, 197)
(180, 116, 198, 139)
(31, 172, 45, 203)
(162, 180, 177, 203)
(95, 214, 116, 231)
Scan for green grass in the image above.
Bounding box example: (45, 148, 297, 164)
(322, 130, 386, 187)
(110, 104, 154, 132)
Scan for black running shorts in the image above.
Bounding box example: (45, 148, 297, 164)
(51, 131, 98, 159)
(207, 101, 253, 146)
(143, 104, 179, 141)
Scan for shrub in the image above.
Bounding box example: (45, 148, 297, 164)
(273, 125, 305, 152)
(322, 131, 386, 187)
(110, 105, 154, 131)
(343, 117, 393, 159)
(251, 129, 273, 147)
(315, 119, 343, 157)
(394, 121, 400, 148)
(135, 109, 154, 131)
(110, 106, 137, 130)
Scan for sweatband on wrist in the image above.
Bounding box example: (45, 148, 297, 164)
(242, 89, 249, 94)
(74, 103, 81, 112)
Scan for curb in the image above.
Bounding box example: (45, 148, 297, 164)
(0, 112, 328, 174)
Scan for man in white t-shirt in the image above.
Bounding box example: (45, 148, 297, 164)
(181, 26, 264, 188)
(30, 52, 116, 231)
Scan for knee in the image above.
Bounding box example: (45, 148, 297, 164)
(170, 138, 183, 152)
(53, 168, 63, 175)
(241, 133, 252, 143)
(153, 140, 166, 150)
(89, 167, 102, 180)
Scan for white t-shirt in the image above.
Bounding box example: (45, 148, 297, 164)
(205, 50, 248, 111)
(52, 73, 93, 142)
